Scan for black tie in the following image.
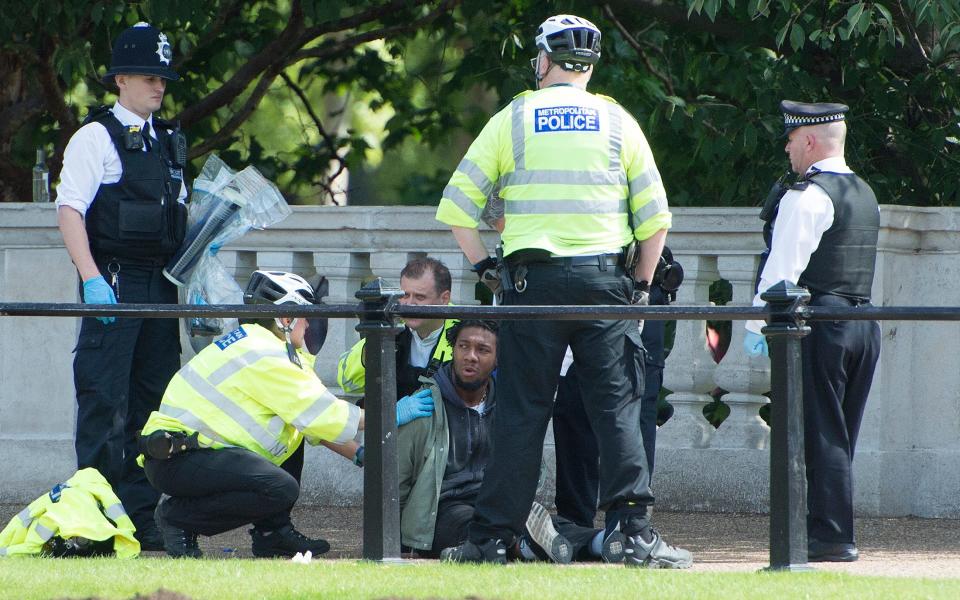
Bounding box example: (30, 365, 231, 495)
(141, 122, 152, 151)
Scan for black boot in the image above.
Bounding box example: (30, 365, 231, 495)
(154, 495, 202, 558)
(440, 538, 508, 564)
(250, 523, 330, 558)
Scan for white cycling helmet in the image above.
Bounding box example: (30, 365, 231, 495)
(243, 270, 316, 306)
(535, 14, 601, 73)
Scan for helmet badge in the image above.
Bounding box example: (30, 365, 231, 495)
(156, 32, 173, 66)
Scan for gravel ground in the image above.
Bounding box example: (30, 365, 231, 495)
(5, 503, 958, 577)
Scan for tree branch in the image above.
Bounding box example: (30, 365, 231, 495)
(187, 64, 283, 158)
(0, 156, 29, 202)
(602, 4, 675, 95)
(605, 0, 937, 74)
(36, 36, 77, 185)
(296, 0, 428, 45)
(289, 0, 460, 63)
(176, 0, 306, 129)
(174, 0, 245, 69)
(278, 71, 347, 205)
(895, 0, 931, 63)
(602, 0, 752, 41)
(0, 98, 42, 142)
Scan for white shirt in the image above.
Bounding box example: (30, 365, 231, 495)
(746, 157, 851, 334)
(56, 101, 188, 216)
(408, 325, 443, 368)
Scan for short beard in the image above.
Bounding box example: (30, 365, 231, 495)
(453, 370, 486, 392)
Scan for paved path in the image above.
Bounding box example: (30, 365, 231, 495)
(5, 504, 957, 577)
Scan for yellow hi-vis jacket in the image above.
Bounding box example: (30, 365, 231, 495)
(337, 319, 456, 395)
(141, 324, 361, 466)
(436, 85, 672, 256)
(0, 468, 139, 558)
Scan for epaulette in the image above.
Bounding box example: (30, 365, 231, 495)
(595, 93, 620, 105)
(81, 105, 112, 126)
(790, 180, 811, 191)
(153, 116, 179, 132)
(513, 89, 534, 99)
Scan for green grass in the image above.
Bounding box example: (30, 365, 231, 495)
(1, 558, 958, 600)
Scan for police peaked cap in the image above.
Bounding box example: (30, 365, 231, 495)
(102, 22, 179, 83)
(780, 100, 848, 134)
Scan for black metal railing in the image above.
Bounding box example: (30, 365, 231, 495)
(2, 277, 957, 570)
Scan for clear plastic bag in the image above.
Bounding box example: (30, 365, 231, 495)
(185, 255, 243, 337)
(168, 154, 292, 338)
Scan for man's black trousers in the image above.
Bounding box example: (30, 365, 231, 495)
(144, 442, 304, 536)
(73, 263, 180, 531)
(553, 285, 667, 528)
(467, 258, 653, 544)
(802, 295, 880, 545)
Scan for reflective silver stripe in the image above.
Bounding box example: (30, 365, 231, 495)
(266, 415, 286, 441)
(158, 404, 235, 448)
(158, 404, 232, 448)
(628, 169, 663, 198)
(104, 503, 127, 522)
(341, 378, 362, 394)
(207, 348, 282, 387)
(338, 349, 362, 393)
(291, 389, 341, 432)
(511, 96, 526, 171)
(0, 547, 7, 556)
(608, 104, 623, 172)
(443, 184, 482, 221)
(501, 169, 626, 187)
(34, 523, 55, 542)
(457, 158, 495, 198)
(333, 404, 362, 445)
(17, 508, 30, 527)
(505, 198, 628, 215)
(180, 365, 288, 457)
(632, 197, 667, 226)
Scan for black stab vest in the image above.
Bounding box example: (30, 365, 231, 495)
(797, 172, 879, 300)
(84, 109, 187, 265)
(756, 170, 879, 301)
(394, 327, 446, 400)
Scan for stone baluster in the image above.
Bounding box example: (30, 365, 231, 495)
(439, 252, 481, 306)
(313, 251, 372, 386)
(711, 254, 771, 449)
(658, 254, 721, 449)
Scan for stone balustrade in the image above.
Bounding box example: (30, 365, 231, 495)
(2, 203, 959, 517)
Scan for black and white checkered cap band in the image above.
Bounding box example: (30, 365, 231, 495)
(783, 112, 846, 127)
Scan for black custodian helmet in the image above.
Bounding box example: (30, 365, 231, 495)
(102, 22, 179, 83)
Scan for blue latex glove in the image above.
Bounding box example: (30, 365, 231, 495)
(208, 242, 221, 257)
(743, 330, 769, 357)
(396, 388, 434, 427)
(82, 275, 117, 325)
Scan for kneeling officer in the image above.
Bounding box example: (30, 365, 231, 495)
(140, 270, 434, 558)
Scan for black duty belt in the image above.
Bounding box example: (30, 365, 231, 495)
(510, 250, 622, 269)
(811, 292, 871, 306)
(93, 254, 169, 268)
(564, 254, 622, 268)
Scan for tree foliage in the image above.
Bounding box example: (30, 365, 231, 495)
(1, 0, 957, 206)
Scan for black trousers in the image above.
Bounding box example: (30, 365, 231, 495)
(425, 498, 598, 560)
(74, 263, 180, 531)
(802, 295, 880, 545)
(468, 259, 652, 544)
(144, 442, 305, 537)
(553, 285, 667, 528)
